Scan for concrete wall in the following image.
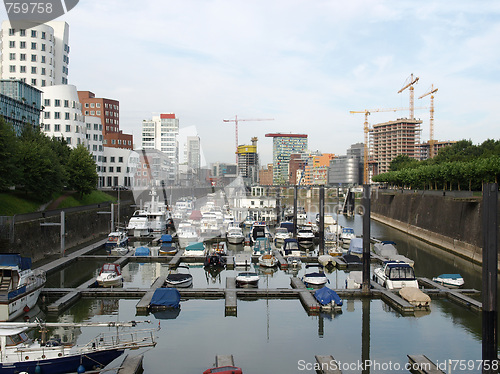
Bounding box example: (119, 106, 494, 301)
(371, 190, 486, 264)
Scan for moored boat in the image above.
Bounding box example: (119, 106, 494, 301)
(159, 234, 178, 255)
(226, 226, 245, 245)
(302, 264, 329, 288)
(280, 238, 301, 257)
(0, 254, 46, 321)
(432, 274, 464, 288)
(96, 263, 123, 287)
(184, 242, 207, 257)
(165, 265, 193, 288)
(258, 253, 277, 268)
(105, 231, 129, 253)
(252, 237, 272, 255)
(373, 261, 418, 290)
(314, 286, 343, 311)
(235, 271, 259, 287)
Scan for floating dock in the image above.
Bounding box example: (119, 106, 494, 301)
(216, 354, 235, 367)
(417, 277, 482, 311)
(290, 277, 320, 313)
(407, 354, 446, 374)
(135, 276, 167, 315)
(117, 354, 144, 374)
(225, 277, 237, 316)
(315, 355, 342, 374)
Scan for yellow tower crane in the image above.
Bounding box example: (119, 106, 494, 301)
(398, 74, 419, 119)
(418, 85, 439, 158)
(223, 116, 274, 163)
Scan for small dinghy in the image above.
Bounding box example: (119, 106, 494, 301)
(318, 254, 335, 267)
(399, 287, 431, 308)
(432, 274, 464, 288)
(314, 286, 343, 311)
(165, 265, 193, 288)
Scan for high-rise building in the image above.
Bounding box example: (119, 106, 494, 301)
(77, 91, 132, 150)
(328, 143, 363, 186)
(265, 133, 308, 185)
(237, 137, 259, 185)
(416, 140, 457, 161)
(186, 135, 201, 171)
(1, 21, 70, 87)
(259, 164, 273, 186)
(141, 113, 179, 183)
(370, 118, 422, 176)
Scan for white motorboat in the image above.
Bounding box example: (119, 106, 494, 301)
(249, 222, 273, 245)
(165, 265, 193, 288)
(318, 254, 335, 267)
(432, 274, 464, 288)
(274, 227, 291, 244)
(340, 227, 356, 246)
(302, 265, 329, 288)
(258, 253, 277, 268)
(0, 254, 46, 321)
(176, 221, 199, 247)
(127, 188, 170, 237)
(281, 238, 302, 257)
(373, 240, 414, 266)
(346, 271, 362, 289)
(184, 242, 207, 257)
(399, 287, 431, 307)
(105, 231, 129, 253)
(96, 263, 123, 287)
(373, 261, 419, 290)
(286, 256, 302, 267)
(0, 321, 156, 374)
(226, 226, 245, 245)
(297, 226, 315, 247)
(235, 272, 259, 287)
(126, 210, 149, 237)
(252, 237, 272, 255)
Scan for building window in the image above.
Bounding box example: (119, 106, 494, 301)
(119, 157, 123, 162)
(65, 125, 71, 132)
(96, 111, 101, 115)
(41, 31, 46, 39)
(41, 56, 45, 63)
(31, 54, 36, 62)
(44, 99, 50, 106)
(111, 139, 116, 144)
(54, 112, 60, 119)
(54, 99, 60, 107)
(44, 112, 50, 119)
(90, 103, 95, 108)
(41, 80, 46, 87)
(20, 41, 26, 49)
(31, 66, 37, 74)
(9, 53, 15, 60)
(84, 110, 88, 115)
(41, 67, 45, 75)
(9, 65, 15, 73)
(9, 41, 15, 48)
(20, 53, 26, 61)
(20, 29, 25, 36)
(110, 157, 115, 162)
(96, 103, 101, 108)
(8, 28, 15, 36)
(65, 112, 70, 120)
(20, 66, 26, 73)
(31, 30, 37, 37)
(41, 43, 45, 51)
(31, 78, 36, 86)
(44, 124, 50, 131)
(85, 103, 89, 108)
(31, 42, 37, 50)
(64, 100, 69, 107)
(109, 167, 114, 172)
(54, 124, 60, 131)
(90, 111, 95, 115)
(117, 167, 121, 172)
(66, 137, 71, 144)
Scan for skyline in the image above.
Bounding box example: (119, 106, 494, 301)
(1, 0, 498, 166)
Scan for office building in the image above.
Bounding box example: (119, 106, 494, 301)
(237, 137, 259, 185)
(265, 133, 308, 185)
(0, 79, 41, 135)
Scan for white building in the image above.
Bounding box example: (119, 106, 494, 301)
(0, 20, 69, 88)
(101, 147, 138, 189)
(141, 113, 179, 183)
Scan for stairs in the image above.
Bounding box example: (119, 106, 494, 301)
(0, 277, 11, 292)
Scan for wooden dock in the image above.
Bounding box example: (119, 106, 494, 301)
(168, 249, 184, 268)
(117, 354, 144, 374)
(290, 277, 320, 313)
(418, 277, 482, 311)
(370, 280, 415, 314)
(216, 354, 235, 367)
(226, 251, 234, 270)
(408, 354, 445, 374)
(135, 276, 167, 314)
(315, 355, 342, 374)
(273, 250, 288, 269)
(225, 277, 237, 316)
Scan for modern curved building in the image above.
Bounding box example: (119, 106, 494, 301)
(0, 20, 69, 88)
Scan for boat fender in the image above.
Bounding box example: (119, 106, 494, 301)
(35, 365, 42, 374)
(23, 305, 30, 313)
(77, 364, 86, 373)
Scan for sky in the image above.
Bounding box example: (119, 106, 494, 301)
(2, 0, 499, 166)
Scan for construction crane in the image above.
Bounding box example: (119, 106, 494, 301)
(223, 116, 274, 162)
(398, 73, 419, 119)
(418, 84, 439, 158)
(350, 107, 422, 184)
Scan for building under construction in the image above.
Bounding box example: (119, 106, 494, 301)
(369, 118, 422, 176)
(237, 137, 259, 185)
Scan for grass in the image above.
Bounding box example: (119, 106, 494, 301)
(0, 190, 116, 216)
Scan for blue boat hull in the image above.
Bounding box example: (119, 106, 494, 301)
(0, 348, 124, 374)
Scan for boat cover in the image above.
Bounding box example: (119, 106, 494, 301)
(0, 254, 31, 270)
(150, 288, 181, 309)
(314, 287, 343, 306)
(435, 274, 462, 279)
(280, 222, 294, 233)
(348, 238, 363, 254)
(186, 242, 204, 251)
(135, 246, 150, 256)
(160, 234, 172, 243)
(399, 287, 431, 307)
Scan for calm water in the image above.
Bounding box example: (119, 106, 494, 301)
(41, 213, 492, 374)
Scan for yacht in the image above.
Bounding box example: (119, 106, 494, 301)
(226, 226, 245, 244)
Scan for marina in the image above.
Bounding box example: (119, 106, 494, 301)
(23, 209, 493, 373)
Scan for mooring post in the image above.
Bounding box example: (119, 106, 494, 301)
(319, 186, 325, 255)
(293, 185, 298, 236)
(482, 183, 498, 374)
(362, 184, 371, 293)
(60, 210, 65, 257)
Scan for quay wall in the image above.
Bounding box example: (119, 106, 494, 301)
(370, 190, 486, 264)
(1, 202, 135, 263)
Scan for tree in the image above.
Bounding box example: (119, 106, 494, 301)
(67, 145, 98, 199)
(0, 117, 20, 190)
(389, 155, 419, 172)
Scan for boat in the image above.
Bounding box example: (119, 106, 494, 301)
(159, 234, 178, 255)
(96, 263, 123, 287)
(235, 271, 259, 287)
(176, 221, 199, 247)
(211, 241, 227, 255)
(341, 254, 363, 267)
(399, 287, 431, 307)
(164, 265, 193, 288)
(126, 209, 149, 237)
(281, 238, 301, 257)
(242, 216, 254, 228)
(340, 227, 356, 246)
(149, 287, 181, 310)
(314, 286, 343, 311)
(184, 241, 207, 257)
(252, 237, 272, 255)
(204, 252, 227, 268)
(226, 226, 245, 245)
(373, 261, 419, 289)
(274, 227, 292, 245)
(346, 270, 362, 289)
(204, 366, 243, 374)
(104, 231, 129, 253)
(302, 264, 329, 287)
(318, 254, 335, 267)
(134, 246, 151, 256)
(373, 240, 414, 266)
(249, 222, 272, 245)
(258, 253, 277, 268)
(0, 254, 46, 321)
(0, 321, 156, 374)
(432, 274, 464, 288)
(348, 237, 363, 257)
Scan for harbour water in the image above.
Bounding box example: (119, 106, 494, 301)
(40, 213, 492, 373)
